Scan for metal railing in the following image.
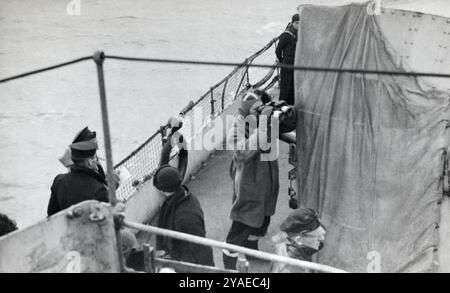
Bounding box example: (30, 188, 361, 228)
(123, 220, 348, 273)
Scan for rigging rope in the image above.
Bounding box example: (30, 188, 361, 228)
(2, 54, 450, 84)
(106, 55, 450, 78)
(0, 56, 92, 83)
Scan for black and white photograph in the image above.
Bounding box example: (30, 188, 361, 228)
(0, 0, 449, 276)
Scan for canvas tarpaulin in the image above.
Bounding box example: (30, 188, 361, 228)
(295, 4, 450, 272)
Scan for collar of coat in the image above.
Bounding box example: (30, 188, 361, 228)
(282, 24, 298, 40)
(285, 237, 315, 262)
(161, 186, 191, 209)
(69, 164, 107, 185)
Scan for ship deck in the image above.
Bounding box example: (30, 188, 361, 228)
(186, 142, 293, 272)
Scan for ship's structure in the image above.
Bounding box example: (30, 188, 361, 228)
(0, 2, 449, 273)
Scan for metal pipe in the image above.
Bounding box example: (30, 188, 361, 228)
(221, 79, 228, 111)
(93, 51, 124, 272)
(93, 51, 117, 206)
(235, 59, 249, 99)
(210, 87, 215, 116)
(123, 220, 348, 273)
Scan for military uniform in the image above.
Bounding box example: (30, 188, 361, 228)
(47, 127, 109, 216)
(47, 164, 108, 216)
(275, 20, 299, 105)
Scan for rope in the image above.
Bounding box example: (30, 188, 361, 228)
(0, 56, 92, 83)
(123, 220, 348, 273)
(2, 54, 450, 84)
(105, 55, 450, 78)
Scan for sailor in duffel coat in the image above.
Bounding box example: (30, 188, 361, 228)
(222, 90, 280, 269)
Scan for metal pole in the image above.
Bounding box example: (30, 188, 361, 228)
(210, 87, 215, 116)
(221, 79, 228, 111)
(123, 220, 348, 273)
(235, 59, 249, 99)
(93, 51, 124, 272)
(93, 51, 117, 206)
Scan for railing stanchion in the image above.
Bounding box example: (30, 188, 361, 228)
(210, 87, 215, 116)
(93, 50, 125, 272)
(235, 58, 249, 99)
(221, 79, 228, 111)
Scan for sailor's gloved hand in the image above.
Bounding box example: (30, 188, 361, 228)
(155, 250, 171, 259)
(167, 117, 183, 134)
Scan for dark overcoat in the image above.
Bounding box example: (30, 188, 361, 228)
(275, 25, 298, 105)
(156, 186, 215, 266)
(47, 164, 109, 216)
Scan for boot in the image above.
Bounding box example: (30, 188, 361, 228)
(222, 250, 238, 270)
(244, 239, 259, 261)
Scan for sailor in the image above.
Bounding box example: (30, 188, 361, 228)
(153, 165, 214, 267)
(0, 213, 18, 237)
(270, 208, 326, 273)
(275, 13, 300, 105)
(47, 126, 114, 216)
(222, 90, 280, 270)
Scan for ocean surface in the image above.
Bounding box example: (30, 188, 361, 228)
(1, 0, 449, 228)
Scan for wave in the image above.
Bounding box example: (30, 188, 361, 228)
(115, 16, 140, 20)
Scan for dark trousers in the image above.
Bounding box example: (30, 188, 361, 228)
(279, 67, 295, 105)
(222, 217, 271, 269)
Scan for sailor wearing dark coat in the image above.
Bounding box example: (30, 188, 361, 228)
(47, 127, 109, 216)
(275, 14, 300, 106)
(153, 165, 215, 267)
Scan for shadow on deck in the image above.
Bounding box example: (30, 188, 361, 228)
(187, 142, 293, 272)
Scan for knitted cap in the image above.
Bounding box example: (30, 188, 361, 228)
(153, 165, 182, 192)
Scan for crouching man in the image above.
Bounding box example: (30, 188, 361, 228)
(271, 208, 326, 273)
(153, 164, 215, 266)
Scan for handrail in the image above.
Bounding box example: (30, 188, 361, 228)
(123, 220, 348, 273)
